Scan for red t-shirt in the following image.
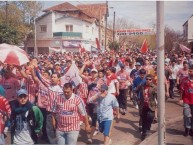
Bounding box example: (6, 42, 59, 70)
(181, 77, 193, 104)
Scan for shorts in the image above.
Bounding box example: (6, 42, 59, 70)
(98, 120, 113, 136)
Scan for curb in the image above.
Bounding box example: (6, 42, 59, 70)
(139, 116, 183, 145)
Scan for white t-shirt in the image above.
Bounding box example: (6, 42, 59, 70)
(108, 79, 118, 94)
(169, 65, 179, 79)
(13, 112, 34, 145)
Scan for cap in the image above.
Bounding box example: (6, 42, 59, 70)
(101, 84, 108, 91)
(17, 89, 28, 97)
(91, 68, 98, 73)
(55, 62, 60, 65)
(152, 61, 157, 65)
(120, 63, 125, 68)
(135, 62, 141, 66)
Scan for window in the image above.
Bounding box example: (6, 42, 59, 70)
(66, 25, 73, 32)
(92, 27, 94, 34)
(40, 25, 47, 32)
(86, 25, 89, 33)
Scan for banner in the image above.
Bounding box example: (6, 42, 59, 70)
(60, 62, 82, 87)
(62, 40, 81, 48)
(117, 29, 154, 36)
(49, 47, 61, 53)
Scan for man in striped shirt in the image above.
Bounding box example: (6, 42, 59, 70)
(0, 95, 11, 144)
(54, 83, 91, 145)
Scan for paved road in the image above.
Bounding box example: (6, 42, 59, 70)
(5, 95, 189, 145)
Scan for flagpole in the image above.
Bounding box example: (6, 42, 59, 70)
(156, 2, 166, 145)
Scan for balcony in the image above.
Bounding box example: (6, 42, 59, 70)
(53, 32, 82, 38)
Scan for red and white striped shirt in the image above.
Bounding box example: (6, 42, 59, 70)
(0, 96, 11, 133)
(55, 94, 86, 132)
(25, 75, 38, 103)
(77, 82, 88, 102)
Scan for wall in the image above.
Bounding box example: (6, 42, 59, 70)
(188, 16, 193, 42)
(36, 12, 53, 39)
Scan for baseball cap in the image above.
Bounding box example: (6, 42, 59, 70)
(17, 89, 28, 97)
(91, 68, 98, 73)
(120, 63, 125, 68)
(135, 62, 141, 66)
(152, 61, 157, 65)
(101, 84, 108, 91)
(55, 62, 60, 65)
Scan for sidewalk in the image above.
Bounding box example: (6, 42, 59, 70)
(5, 97, 189, 145)
(139, 98, 193, 145)
(77, 97, 187, 145)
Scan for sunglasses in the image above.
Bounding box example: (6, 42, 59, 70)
(146, 78, 152, 81)
(18, 95, 27, 99)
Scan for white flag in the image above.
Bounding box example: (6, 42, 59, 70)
(60, 62, 82, 87)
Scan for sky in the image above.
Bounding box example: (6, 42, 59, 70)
(41, 1, 193, 32)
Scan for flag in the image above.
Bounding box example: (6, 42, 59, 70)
(79, 44, 86, 56)
(180, 44, 191, 53)
(49, 47, 61, 53)
(96, 38, 101, 50)
(60, 62, 82, 87)
(140, 39, 148, 54)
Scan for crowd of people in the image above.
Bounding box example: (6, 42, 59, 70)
(0, 48, 193, 145)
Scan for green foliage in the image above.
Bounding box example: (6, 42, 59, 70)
(109, 41, 120, 51)
(0, 24, 21, 44)
(0, 1, 43, 45)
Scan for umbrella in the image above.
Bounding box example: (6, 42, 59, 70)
(0, 43, 29, 66)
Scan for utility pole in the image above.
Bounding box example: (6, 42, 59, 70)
(104, 1, 108, 51)
(99, 10, 101, 47)
(113, 11, 115, 42)
(156, 2, 166, 145)
(5, 1, 8, 25)
(34, 17, 37, 57)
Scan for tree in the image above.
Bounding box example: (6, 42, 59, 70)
(0, 1, 43, 45)
(109, 41, 120, 51)
(0, 24, 21, 44)
(164, 26, 182, 52)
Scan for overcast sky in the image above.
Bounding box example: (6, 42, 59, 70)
(42, 1, 193, 32)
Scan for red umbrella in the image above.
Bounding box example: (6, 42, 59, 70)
(0, 43, 29, 66)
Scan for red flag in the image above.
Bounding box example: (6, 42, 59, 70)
(79, 44, 86, 54)
(180, 44, 191, 53)
(140, 39, 148, 54)
(96, 38, 101, 50)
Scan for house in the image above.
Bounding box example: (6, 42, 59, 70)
(26, 2, 111, 54)
(183, 14, 193, 52)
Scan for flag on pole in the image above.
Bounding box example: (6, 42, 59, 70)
(96, 38, 101, 50)
(180, 44, 191, 53)
(60, 62, 82, 87)
(140, 39, 148, 54)
(79, 44, 86, 52)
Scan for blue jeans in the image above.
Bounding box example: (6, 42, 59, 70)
(0, 134, 5, 145)
(46, 113, 57, 144)
(183, 103, 193, 129)
(56, 130, 79, 145)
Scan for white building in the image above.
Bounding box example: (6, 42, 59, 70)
(183, 14, 193, 51)
(26, 2, 109, 54)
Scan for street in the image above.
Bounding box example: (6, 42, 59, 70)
(4, 94, 192, 145)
